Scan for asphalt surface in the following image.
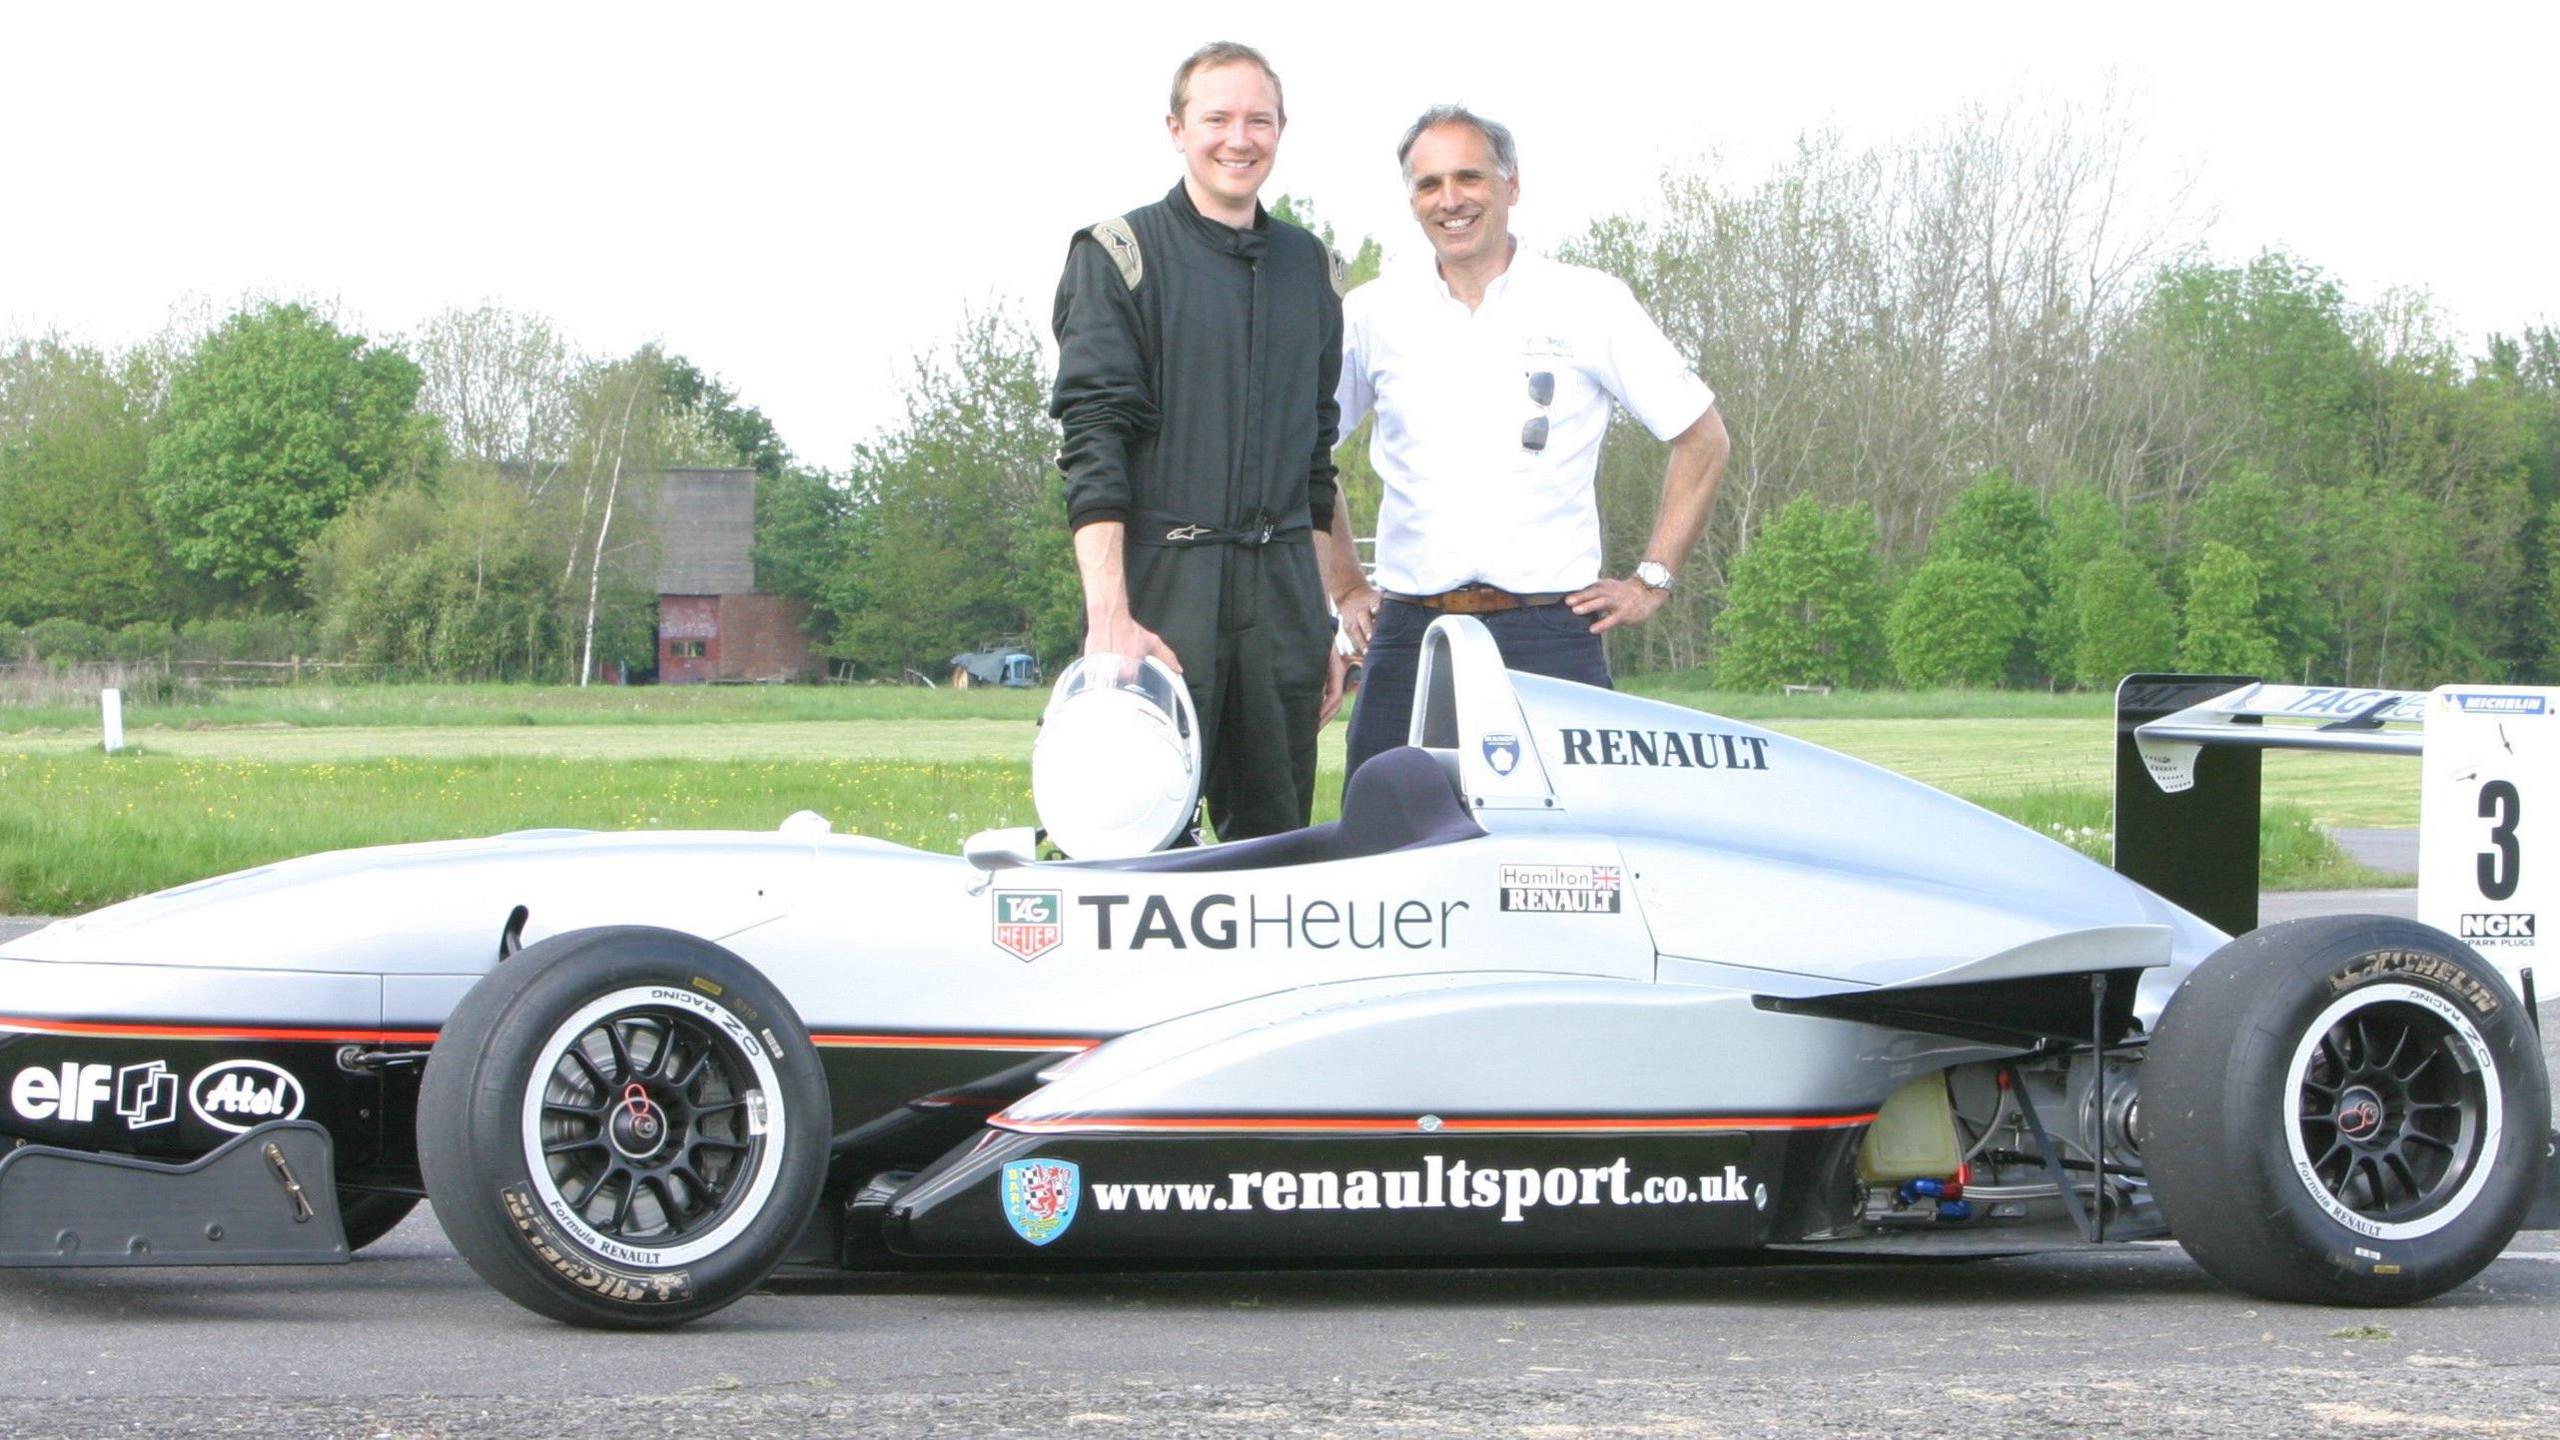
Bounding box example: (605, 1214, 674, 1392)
(7, 853, 2559, 1436)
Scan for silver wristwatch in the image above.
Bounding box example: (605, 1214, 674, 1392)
(1633, 560, 1673, 592)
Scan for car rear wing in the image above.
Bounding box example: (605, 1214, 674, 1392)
(2112, 675, 2425, 938)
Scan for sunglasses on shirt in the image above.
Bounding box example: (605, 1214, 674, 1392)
(1522, 371, 1554, 453)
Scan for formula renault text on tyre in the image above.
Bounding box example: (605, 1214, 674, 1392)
(3, 619, 2552, 1326)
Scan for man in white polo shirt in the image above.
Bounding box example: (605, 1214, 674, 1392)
(1329, 104, 1730, 781)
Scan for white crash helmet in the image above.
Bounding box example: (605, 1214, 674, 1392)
(1031, 653, 1201, 859)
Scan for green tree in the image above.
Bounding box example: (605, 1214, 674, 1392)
(2187, 470, 2327, 680)
(2070, 549, 2177, 688)
(143, 303, 440, 607)
(2179, 541, 2280, 675)
(752, 465, 850, 612)
(1929, 471, 2053, 684)
(1711, 495, 1888, 689)
(305, 466, 571, 679)
(2147, 252, 2364, 485)
(2031, 487, 2126, 683)
(824, 309, 1067, 674)
(0, 340, 166, 627)
(1887, 557, 2033, 688)
(661, 355, 791, 481)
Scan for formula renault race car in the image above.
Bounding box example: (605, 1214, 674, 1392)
(2, 618, 2552, 1327)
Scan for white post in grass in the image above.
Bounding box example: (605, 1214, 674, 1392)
(101, 687, 125, 754)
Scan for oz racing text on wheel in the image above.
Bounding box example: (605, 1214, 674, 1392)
(416, 927, 830, 1328)
(2143, 916, 2551, 1306)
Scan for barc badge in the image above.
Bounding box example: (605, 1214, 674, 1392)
(1482, 732, 1520, 777)
(1001, 1158, 1081, 1245)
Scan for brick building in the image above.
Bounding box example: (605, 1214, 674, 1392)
(655, 468, 819, 684)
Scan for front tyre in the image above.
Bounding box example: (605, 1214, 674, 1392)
(2144, 916, 2548, 1306)
(417, 927, 830, 1328)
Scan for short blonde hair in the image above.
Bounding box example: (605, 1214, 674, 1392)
(1170, 41, 1286, 125)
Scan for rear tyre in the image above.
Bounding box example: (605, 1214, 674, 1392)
(417, 927, 830, 1328)
(2144, 916, 2548, 1305)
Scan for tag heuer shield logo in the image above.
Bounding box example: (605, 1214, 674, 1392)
(992, 890, 1064, 961)
(1001, 1158, 1080, 1245)
(1482, 732, 1520, 776)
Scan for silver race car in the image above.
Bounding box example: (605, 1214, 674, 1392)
(3, 617, 2551, 1327)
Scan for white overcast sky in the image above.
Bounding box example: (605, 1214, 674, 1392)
(3, 2, 2550, 468)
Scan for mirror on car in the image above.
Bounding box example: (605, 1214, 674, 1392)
(962, 826, 1042, 871)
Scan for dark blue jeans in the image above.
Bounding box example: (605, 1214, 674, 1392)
(1343, 598, 1613, 785)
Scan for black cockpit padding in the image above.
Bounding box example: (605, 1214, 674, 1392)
(1086, 745, 1486, 874)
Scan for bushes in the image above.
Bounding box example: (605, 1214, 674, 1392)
(1886, 558, 2033, 688)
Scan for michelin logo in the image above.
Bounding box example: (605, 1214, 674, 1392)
(2448, 693, 2548, 715)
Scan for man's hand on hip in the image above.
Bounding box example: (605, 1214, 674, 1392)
(1566, 577, 1666, 634)
(1335, 581, 1382, 654)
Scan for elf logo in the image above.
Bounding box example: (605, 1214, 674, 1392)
(189, 1060, 306, 1132)
(10, 1060, 180, 1128)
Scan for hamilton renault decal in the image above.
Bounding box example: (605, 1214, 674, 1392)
(1499, 864, 1622, 913)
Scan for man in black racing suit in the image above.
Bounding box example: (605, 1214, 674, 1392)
(1050, 41, 1355, 843)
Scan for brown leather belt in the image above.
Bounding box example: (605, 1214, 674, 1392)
(1385, 584, 1574, 615)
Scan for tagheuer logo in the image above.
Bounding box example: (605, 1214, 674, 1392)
(993, 890, 1064, 961)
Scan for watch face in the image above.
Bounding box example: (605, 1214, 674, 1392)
(1635, 561, 1672, 592)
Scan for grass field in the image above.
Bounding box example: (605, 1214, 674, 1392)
(0, 674, 2107, 736)
(0, 683, 2413, 915)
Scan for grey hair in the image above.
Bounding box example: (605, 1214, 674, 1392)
(1396, 104, 1518, 181)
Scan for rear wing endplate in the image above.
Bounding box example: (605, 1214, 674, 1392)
(2111, 676, 2422, 938)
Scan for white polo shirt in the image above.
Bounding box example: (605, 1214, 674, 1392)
(1336, 246, 1712, 596)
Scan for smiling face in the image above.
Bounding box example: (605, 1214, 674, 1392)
(1168, 61, 1283, 227)
(1404, 121, 1518, 274)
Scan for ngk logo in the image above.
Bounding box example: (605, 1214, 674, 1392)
(2459, 913, 2537, 940)
(10, 1060, 179, 1128)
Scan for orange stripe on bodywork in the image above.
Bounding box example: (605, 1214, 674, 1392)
(0, 1018, 1108, 1053)
(991, 1111, 1881, 1136)
(0, 1015, 441, 1045)
(811, 1033, 1103, 1053)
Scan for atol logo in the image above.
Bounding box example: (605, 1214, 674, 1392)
(992, 890, 1064, 962)
(1000, 1158, 1081, 1245)
(1481, 732, 1521, 777)
(2459, 913, 2537, 941)
(188, 1060, 306, 1132)
(9, 1060, 178, 1128)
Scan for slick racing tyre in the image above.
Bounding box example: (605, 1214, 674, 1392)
(2144, 916, 2548, 1306)
(417, 927, 830, 1328)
